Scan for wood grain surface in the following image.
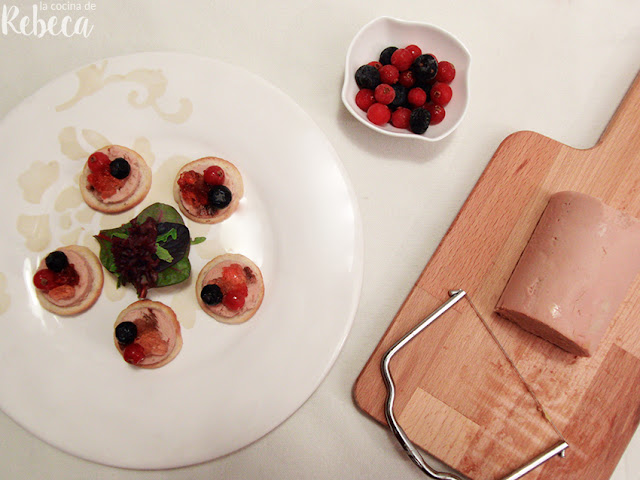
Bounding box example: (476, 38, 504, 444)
(353, 71, 640, 480)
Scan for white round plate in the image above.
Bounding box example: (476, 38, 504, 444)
(0, 52, 363, 469)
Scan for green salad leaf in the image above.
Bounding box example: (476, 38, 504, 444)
(155, 245, 174, 263)
(94, 203, 192, 297)
(157, 228, 177, 243)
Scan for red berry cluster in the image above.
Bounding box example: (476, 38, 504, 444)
(123, 317, 169, 365)
(33, 264, 79, 292)
(354, 44, 456, 134)
(87, 151, 125, 198)
(177, 165, 226, 211)
(215, 263, 250, 311)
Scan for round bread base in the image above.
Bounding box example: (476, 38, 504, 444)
(79, 145, 152, 214)
(35, 245, 104, 316)
(196, 253, 264, 324)
(113, 300, 182, 369)
(173, 157, 244, 224)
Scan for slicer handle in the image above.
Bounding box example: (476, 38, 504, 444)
(381, 289, 467, 480)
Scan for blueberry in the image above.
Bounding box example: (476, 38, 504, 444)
(201, 284, 223, 305)
(410, 108, 431, 134)
(208, 185, 232, 209)
(379, 46, 398, 65)
(389, 84, 409, 110)
(45, 251, 68, 272)
(412, 54, 438, 83)
(109, 157, 131, 179)
(115, 321, 137, 346)
(354, 65, 380, 90)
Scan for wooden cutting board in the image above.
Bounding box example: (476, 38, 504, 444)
(354, 71, 640, 480)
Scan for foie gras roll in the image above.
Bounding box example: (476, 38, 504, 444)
(496, 191, 640, 356)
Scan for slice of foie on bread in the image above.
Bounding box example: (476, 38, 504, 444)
(33, 245, 104, 316)
(80, 145, 152, 214)
(173, 157, 244, 224)
(113, 300, 182, 369)
(196, 253, 264, 324)
(495, 191, 640, 356)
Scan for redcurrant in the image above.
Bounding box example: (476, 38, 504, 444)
(405, 44, 422, 59)
(87, 152, 110, 173)
(430, 82, 453, 106)
(391, 107, 412, 129)
(374, 84, 395, 105)
(33, 269, 57, 291)
(366, 103, 391, 125)
(408, 87, 427, 107)
(203, 165, 225, 186)
(425, 103, 446, 125)
(223, 289, 246, 311)
(390, 48, 414, 72)
(355, 89, 375, 111)
(435, 61, 456, 83)
(378, 64, 399, 85)
(123, 343, 146, 365)
(398, 70, 415, 88)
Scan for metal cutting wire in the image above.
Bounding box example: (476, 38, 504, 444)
(380, 289, 569, 480)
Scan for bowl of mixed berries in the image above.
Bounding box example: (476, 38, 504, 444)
(341, 16, 471, 141)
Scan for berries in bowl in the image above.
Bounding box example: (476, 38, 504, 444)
(341, 16, 471, 141)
